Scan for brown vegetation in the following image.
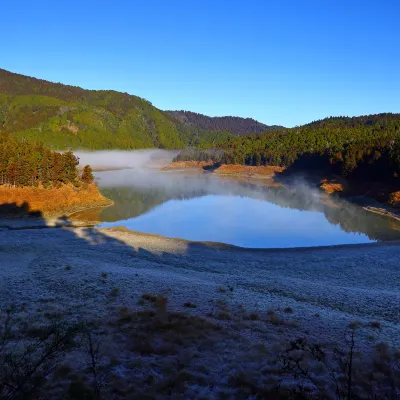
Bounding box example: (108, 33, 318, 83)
(162, 160, 214, 170)
(213, 164, 284, 177)
(389, 191, 400, 208)
(162, 162, 285, 179)
(0, 183, 112, 217)
(320, 178, 345, 194)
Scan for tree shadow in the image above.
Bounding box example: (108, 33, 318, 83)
(0, 201, 149, 254)
(272, 154, 331, 187)
(0, 201, 42, 219)
(0, 201, 217, 262)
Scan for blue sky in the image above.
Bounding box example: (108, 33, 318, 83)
(1, 0, 399, 127)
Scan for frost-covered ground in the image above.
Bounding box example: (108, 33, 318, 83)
(0, 226, 399, 398)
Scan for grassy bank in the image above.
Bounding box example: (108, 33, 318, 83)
(0, 183, 113, 217)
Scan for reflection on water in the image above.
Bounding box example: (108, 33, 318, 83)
(71, 169, 400, 248)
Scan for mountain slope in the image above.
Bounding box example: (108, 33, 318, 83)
(0, 68, 186, 149)
(166, 110, 283, 135)
(175, 113, 400, 187)
(0, 69, 274, 150)
(215, 113, 400, 182)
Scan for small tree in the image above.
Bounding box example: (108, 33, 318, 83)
(81, 165, 94, 184)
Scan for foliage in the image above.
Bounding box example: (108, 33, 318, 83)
(173, 148, 224, 163)
(0, 132, 81, 187)
(167, 110, 283, 135)
(0, 307, 80, 400)
(0, 69, 273, 150)
(280, 328, 400, 399)
(81, 165, 94, 184)
(214, 113, 400, 181)
(0, 132, 94, 189)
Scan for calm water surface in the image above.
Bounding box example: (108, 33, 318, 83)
(72, 169, 400, 248)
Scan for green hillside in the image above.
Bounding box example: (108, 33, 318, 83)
(0, 69, 186, 149)
(0, 69, 276, 150)
(166, 110, 283, 135)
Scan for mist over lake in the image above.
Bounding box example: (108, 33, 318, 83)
(72, 151, 400, 248)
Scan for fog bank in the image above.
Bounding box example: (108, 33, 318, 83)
(75, 150, 177, 170)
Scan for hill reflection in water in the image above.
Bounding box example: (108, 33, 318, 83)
(71, 169, 400, 248)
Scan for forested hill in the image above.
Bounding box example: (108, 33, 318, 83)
(176, 113, 400, 183)
(304, 113, 400, 129)
(0, 68, 185, 149)
(166, 110, 283, 135)
(0, 68, 271, 150)
(216, 113, 400, 181)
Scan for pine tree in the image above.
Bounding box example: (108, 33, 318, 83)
(81, 165, 94, 184)
(62, 150, 79, 184)
(6, 158, 17, 186)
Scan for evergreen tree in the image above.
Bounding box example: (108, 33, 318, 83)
(0, 132, 94, 188)
(81, 165, 94, 184)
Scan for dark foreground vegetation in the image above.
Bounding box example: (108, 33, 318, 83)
(1, 299, 399, 400)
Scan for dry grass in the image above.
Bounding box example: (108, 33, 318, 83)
(162, 160, 214, 170)
(247, 312, 260, 321)
(320, 178, 345, 194)
(389, 191, 400, 207)
(0, 183, 111, 216)
(214, 164, 285, 177)
(110, 288, 120, 297)
(217, 310, 232, 320)
(115, 302, 223, 358)
(369, 321, 381, 329)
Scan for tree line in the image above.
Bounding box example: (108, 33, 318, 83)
(167, 110, 282, 135)
(0, 132, 94, 187)
(211, 113, 400, 181)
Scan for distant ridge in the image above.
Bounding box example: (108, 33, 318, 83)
(166, 110, 284, 136)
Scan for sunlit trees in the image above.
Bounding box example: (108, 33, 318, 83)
(214, 113, 400, 181)
(0, 132, 89, 188)
(81, 165, 94, 184)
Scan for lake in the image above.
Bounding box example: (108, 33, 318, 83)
(71, 168, 400, 248)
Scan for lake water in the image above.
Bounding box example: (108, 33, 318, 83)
(71, 169, 400, 248)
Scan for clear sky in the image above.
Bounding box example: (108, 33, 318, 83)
(1, 0, 399, 127)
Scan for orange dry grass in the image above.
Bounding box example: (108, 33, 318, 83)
(213, 164, 284, 177)
(0, 183, 112, 216)
(389, 191, 400, 208)
(320, 179, 345, 194)
(162, 160, 214, 170)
